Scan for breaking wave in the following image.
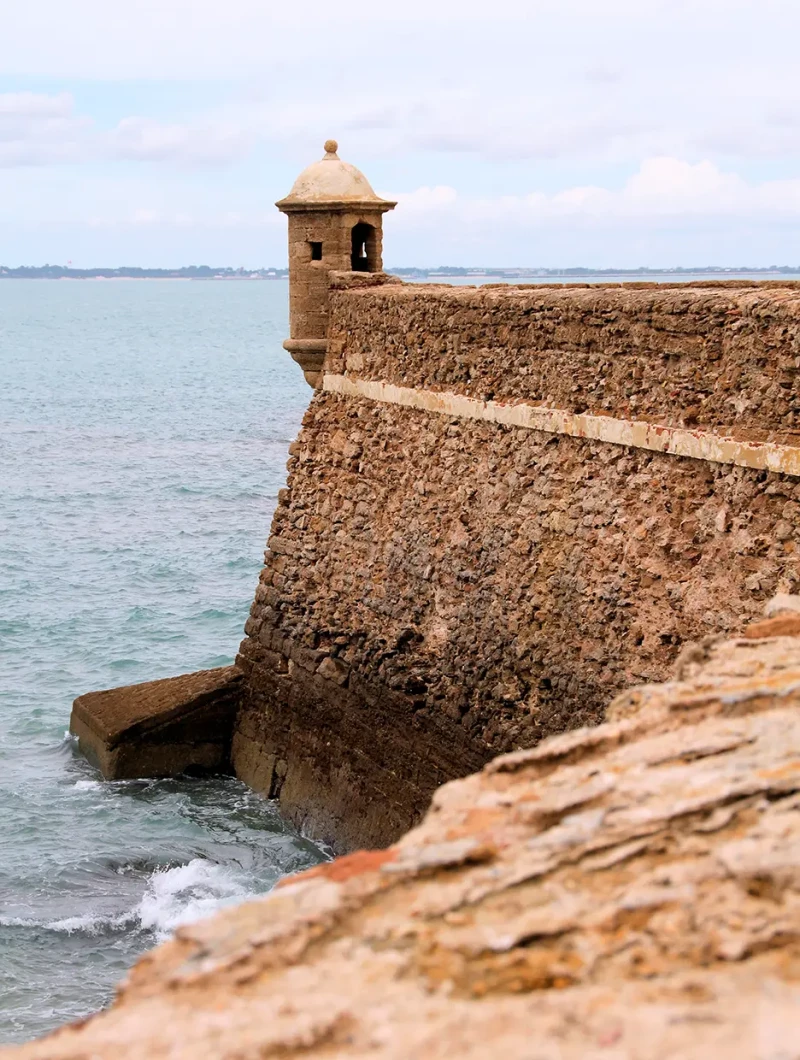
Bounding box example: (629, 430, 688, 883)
(2, 859, 258, 942)
(136, 858, 256, 938)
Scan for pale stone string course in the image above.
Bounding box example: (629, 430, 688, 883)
(323, 373, 800, 478)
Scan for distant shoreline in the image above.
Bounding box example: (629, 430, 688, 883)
(0, 276, 284, 282)
(3, 267, 800, 281)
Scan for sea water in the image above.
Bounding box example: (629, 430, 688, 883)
(0, 279, 325, 1044)
(2, 271, 796, 1044)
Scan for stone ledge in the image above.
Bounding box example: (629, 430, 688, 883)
(71, 666, 243, 780)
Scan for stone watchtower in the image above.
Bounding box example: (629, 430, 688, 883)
(276, 140, 396, 387)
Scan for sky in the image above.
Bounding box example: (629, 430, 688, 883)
(1, 0, 800, 268)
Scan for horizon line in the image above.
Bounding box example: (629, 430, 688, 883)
(3, 264, 800, 276)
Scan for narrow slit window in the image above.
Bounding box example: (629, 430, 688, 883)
(350, 223, 376, 271)
(310, 241, 323, 261)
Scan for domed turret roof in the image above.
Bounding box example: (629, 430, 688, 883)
(276, 140, 396, 212)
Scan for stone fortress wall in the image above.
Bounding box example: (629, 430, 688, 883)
(234, 279, 800, 852)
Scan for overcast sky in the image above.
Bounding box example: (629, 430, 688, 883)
(1, 0, 799, 268)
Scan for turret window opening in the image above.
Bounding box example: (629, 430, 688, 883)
(351, 223, 376, 272)
(309, 241, 323, 261)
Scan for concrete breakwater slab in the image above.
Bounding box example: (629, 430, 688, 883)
(11, 624, 800, 1058)
(71, 667, 243, 780)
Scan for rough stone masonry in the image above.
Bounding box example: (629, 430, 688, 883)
(234, 280, 800, 852)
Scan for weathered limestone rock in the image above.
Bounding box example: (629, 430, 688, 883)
(15, 628, 800, 1058)
(70, 666, 242, 779)
(765, 592, 800, 617)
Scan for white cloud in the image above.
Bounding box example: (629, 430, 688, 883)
(393, 158, 800, 227)
(395, 186, 459, 214)
(624, 158, 746, 213)
(108, 117, 250, 166)
(0, 92, 91, 166)
(1, 0, 799, 266)
(87, 206, 281, 230)
(0, 92, 74, 117)
(0, 0, 668, 77)
(130, 208, 159, 226)
(0, 99, 252, 169)
(181, 76, 800, 169)
(1, 1, 800, 176)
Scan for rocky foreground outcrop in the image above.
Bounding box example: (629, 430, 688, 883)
(9, 615, 800, 1058)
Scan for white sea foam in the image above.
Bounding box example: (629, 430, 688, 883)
(0, 916, 40, 928)
(0, 911, 132, 934)
(73, 779, 102, 792)
(45, 911, 133, 935)
(136, 859, 254, 939)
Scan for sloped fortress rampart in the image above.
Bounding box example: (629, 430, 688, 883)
(234, 277, 800, 850)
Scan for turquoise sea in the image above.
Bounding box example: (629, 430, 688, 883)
(2, 271, 798, 1044)
(0, 279, 324, 1044)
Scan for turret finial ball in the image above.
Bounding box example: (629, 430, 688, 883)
(324, 139, 339, 156)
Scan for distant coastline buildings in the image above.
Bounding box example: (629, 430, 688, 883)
(2, 264, 800, 280)
(0, 265, 289, 280)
